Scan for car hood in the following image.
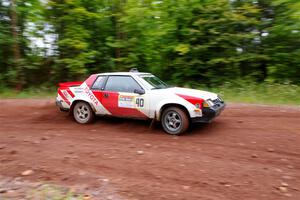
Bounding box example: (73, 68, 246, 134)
(166, 87, 218, 100)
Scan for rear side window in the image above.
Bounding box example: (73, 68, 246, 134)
(91, 76, 106, 90)
(104, 76, 142, 93)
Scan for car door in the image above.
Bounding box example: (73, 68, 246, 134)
(90, 75, 111, 115)
(101, 75, 149, 119)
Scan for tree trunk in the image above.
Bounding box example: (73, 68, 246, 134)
(10, 0, 21, 62)
(112, 0, 127, 69)
(111, 4, 121, 61)
(10, 0, 22, 90)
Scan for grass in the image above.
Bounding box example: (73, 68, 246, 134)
(0, 87, 56, 98)
(0, 83, 299, 105)
(206, 82, 300, 105)
(27, 184, 86, 200)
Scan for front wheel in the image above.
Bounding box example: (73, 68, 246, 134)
(73, 102, 94, 124)
(161, 107, 189, 135)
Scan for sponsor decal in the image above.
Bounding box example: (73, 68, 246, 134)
(84, 86, 99, 106)
(118, 95, 135, 108)
(73, 87, 83, 94)
(118, 95, 145, 108)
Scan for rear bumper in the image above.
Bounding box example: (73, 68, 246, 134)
(55, 98, 69, 112)
(191, 102, 225, 123)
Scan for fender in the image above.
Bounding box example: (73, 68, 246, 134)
(70, 82, 111, 115)
(155, 98, 198, 121)
(69, 99, 97, 114)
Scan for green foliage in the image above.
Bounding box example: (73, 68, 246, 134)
(261, 0, 300, 84)
(27, 184, 85, 200)
(208, 81, 300, 105)
(47, 0, 98, 77)
(0, 0, 299, 92)
(164, 0, 263, 85)
(0, 86, 56, 98)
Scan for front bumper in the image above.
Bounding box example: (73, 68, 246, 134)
(191, 101, 225, 123)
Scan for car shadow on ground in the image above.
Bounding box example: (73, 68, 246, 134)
(94, 115, 151, 126)
(185, 120, 224, 137)
(93, 115, 221, 137)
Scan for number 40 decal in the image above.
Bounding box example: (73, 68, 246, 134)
(136, 98, 144, 108)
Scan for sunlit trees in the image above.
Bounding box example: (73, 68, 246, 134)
(0, 0, 299, 88)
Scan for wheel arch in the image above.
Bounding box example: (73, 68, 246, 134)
(70, 100, 96, 115)
(157, 103, 190, 121)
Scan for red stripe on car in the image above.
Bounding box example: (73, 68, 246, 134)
(176, 94, 204, 109)
(58, 90, 70, 105)
(93, 91, 147, 118)
(67, 90, 75, 98)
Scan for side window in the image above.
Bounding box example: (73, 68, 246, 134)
(105, 76, 142, 93)
(91, 76, 106, 90)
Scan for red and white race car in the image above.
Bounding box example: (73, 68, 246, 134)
(56, 69, 225, 135)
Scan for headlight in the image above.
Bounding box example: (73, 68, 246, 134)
(203, 100, 214, 108)
(202, 101, 210, 108)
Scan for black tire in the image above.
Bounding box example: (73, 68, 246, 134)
(161, 107, 189, 135)
(73, 101, 95, 124)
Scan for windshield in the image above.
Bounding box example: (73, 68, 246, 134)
(139, 75, 169, 89)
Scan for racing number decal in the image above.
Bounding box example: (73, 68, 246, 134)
(118, 95, 144, 108)
(136, 98, 144, 108)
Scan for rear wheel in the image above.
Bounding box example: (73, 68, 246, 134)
(73, 102, 94, 124)
(161, 107, 189, 135)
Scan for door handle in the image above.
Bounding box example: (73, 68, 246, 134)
(104, 93, 109, 98)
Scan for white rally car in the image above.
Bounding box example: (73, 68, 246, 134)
(56, 69, 225, 135)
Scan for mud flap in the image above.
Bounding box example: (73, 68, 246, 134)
(149, 112, 157, 129)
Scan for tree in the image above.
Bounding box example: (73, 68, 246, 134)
(156, 0, 262, 85)
(0, 0, 12, 85)
(259, 0, 300, 83)
(1, 0, 299, 88)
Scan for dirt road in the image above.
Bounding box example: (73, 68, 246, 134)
(0, 99, 299, 200)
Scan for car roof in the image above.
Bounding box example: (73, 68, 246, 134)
(95, 72, 152, 76)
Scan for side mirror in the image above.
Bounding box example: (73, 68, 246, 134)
(134, 88, 145, 95)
